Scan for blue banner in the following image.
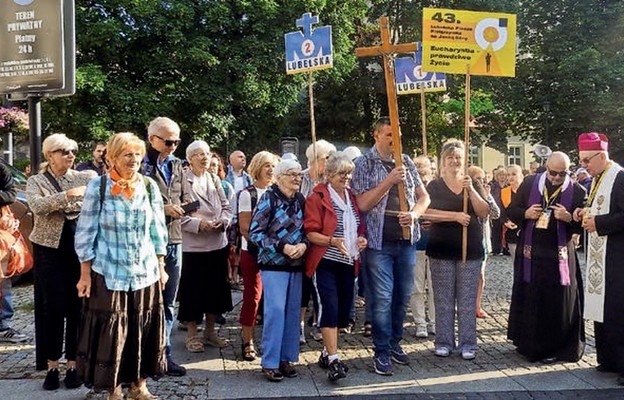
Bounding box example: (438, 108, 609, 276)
(285, 13, 333, 75)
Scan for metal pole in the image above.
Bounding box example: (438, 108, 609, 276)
(28, 96, 42, 173)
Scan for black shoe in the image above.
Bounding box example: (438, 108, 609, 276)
(262, 367, 283, 382)
(43, 368, 60, 390)
(166, 359, 187, 377)
(596, 364, 617, 373)
(279, 361, 298, 378)
(216, 314, 226, 325)
(327, 359, 348, 382)
(540, 357, 557, 365)
(63, 367, 82, 389)
(318, 352, 330, 369)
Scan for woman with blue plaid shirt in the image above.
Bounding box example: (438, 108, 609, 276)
(75, 132, 169, 400)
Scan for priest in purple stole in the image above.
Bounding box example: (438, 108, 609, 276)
(507, 151, 586, 364)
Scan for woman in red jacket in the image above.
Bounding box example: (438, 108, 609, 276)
(304, 152, 367, 382)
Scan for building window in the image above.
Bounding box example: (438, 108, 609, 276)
(508, 146, 522, 166)
(468, 145, 479, 166)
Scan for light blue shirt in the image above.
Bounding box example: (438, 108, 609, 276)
(75, 175, 168, 291)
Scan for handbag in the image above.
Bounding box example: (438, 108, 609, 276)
(0, 205, 33, 279)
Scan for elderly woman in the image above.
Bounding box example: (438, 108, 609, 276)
(179, 141, 233, 353)
(74, 132, 168, 399)
(249, 159, 307, 382)
(423, 140, 490, 360)
(26, 133, 96, 391)
(238, 151, 278, 361)
(304, 152, 367, 381)
(300, 139, 336, 343)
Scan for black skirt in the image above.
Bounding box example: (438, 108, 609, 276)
(76, 272, 167, 391)
(178, 246, 233, 322)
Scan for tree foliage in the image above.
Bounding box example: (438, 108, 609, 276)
(27, 0, 624, 163)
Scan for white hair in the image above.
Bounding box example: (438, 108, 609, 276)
(274, 159, 302, 178)
(185, 140, 210, 161)
(342, 146, 362, 161)
(147, 116, 180, 137)
(305, 140, 336, 166)
(40, 133, 78, 173)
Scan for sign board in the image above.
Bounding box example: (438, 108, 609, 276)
(422, 8, 516, 77)
(395, 44, 447, 95)
(0, 0, 75, 96)
(285, 13, 333, 75)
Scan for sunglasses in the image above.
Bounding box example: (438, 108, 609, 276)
(154, 135, 181, 147)
(547, 168, 568, 178)
(580, 152, 600, 165)
(55, 148, 77, 156)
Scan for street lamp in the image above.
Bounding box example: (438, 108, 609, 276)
(542, 101, 550, 147)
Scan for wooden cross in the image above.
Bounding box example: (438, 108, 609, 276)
(356, 16, 417, 240)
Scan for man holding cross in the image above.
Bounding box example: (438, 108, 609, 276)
(351, 117, 430, 376)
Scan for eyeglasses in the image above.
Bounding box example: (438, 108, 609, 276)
(337, 171, 353, 178)
(154, 135, 181, 147)
(284, 172, 304, 179)
(55, 148, 77, 156)
(580, 152, 600, 165)
(547, 168, 569, 178)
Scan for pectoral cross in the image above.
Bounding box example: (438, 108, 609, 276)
(356, 17, 417, 240)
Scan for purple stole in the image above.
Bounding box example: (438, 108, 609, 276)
(522, 173, 573, 286)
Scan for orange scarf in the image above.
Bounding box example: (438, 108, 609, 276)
(110, 168, 140, 199)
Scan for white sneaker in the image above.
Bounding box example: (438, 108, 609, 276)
(434, 347, 450, 357)
(416, 325, 428, 338)
(299, 324, 306, 345)
(309, 325, 323, 341)
(461, 350, 476, 360)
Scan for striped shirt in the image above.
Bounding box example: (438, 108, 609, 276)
(75, 175, 169, 291)
(323, 200, 360, 266)
(351, 146, 423, 250)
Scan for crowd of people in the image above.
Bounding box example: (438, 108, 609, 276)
(1, 116, 623, 398)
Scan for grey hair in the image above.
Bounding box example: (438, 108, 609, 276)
(274, 159, 302, 178)
(324, 152, 354, 180)
(185, 140, 210, 161)
(305, 140, 336, 166)
(147, 116, 180, 137)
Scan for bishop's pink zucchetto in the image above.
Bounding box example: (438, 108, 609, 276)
(578, 132, 609, 152)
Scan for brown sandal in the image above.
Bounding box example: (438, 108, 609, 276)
(242, 342, 256, 361)
(185, 336, 205, 353)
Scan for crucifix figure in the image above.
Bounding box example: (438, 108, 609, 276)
(356, 16, 417, 239)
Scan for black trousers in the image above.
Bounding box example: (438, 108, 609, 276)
(34, 221, 81, 362)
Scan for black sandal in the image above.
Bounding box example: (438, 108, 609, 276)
(242, 342, 256, 361)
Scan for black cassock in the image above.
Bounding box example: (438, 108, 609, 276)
(592, 169, 624, 376)
(506, 175, 586, 362)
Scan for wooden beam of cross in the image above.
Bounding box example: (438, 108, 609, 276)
(356, 16, 417, 240)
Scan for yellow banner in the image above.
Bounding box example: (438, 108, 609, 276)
(422, 8, 516, 77)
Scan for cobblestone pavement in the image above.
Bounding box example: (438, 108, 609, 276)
(1, 253, 623, 399)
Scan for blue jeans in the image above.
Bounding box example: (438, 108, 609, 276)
(261, 270, 302, 369)
(163, 244, 181, 354)
(366, 241, 417, 356)
(0, 278, 14, 330)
